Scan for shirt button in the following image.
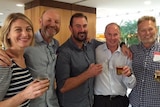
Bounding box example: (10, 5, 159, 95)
(139, 98, 142, 101)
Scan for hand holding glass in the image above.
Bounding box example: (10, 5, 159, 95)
(116, 66, 124, 75)
(154, 70, 160, 82)
(114, 55, 127, 75)
(36, 73, 49, 81)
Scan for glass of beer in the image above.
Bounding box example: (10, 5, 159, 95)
(116, 66, 124, 75)
(154, 70, 160, 82)
(114, 57, 126, 75)
(33, 73, 50, 90)
(37, 73, 49, 81)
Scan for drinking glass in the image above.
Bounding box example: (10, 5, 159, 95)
(113, 55, 127, 75)
(36, 73, 49, 81)
(154, 70, 160, 82)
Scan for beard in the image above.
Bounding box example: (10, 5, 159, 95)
(73, 32, 87, 42)
(41, 23, 59, 38)
(140, 35, 157, 44)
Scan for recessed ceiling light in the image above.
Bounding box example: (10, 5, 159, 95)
(144, 0, 151, 5)
(0, 13, 4, 15)
(16, 4, 24, 7)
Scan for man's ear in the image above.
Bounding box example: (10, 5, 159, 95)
(69, 25, 72, 32)
(39, 18, 42, 25)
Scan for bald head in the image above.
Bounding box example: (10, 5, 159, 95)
(104, 23, 121, 51)
(41, 9, 60, 19)
(104, 23, 120, 34)
(39, 8, 61, 41)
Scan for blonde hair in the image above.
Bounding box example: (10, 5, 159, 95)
(0, 13, 34, 49)
(137, 16, 156, 26)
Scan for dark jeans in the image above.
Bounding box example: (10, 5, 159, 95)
(93, 95, 129, 107)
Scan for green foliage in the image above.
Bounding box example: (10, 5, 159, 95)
(120, 20, 139, 46)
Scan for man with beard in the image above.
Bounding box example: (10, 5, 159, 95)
(24, 8, 60, 107)
(55, 13, 103, 107)
(0, 11, 131, 107)
(129, 16, 160, 107)
(0, 9, 60, 107)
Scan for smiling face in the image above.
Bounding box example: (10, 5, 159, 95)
(138, 20, 157, 46)
(104, 23, 120, 49)
(40, 9, 61, 40)
(70, 17, 88, 42)
(7, 19, 33, 49)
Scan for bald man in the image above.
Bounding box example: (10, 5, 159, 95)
(24, 8, 61, 107)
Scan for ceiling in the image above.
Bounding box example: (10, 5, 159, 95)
(0, 0, 160, 26)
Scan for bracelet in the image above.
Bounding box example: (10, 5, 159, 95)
(120, 42, 125, 47)
(128, 72, 133, 77)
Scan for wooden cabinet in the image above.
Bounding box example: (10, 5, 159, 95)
(24, 0, 96, 45)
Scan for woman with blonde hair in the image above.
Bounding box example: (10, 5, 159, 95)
(0, 13, 49, 107)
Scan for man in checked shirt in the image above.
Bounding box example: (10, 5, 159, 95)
(129, 16, 160, 107)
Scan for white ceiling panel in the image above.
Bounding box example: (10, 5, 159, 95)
(0, 0, 160, 26)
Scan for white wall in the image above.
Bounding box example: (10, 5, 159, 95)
(96, 8, 160, 34)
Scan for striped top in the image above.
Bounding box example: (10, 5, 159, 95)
(4, 60, 33, 107)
